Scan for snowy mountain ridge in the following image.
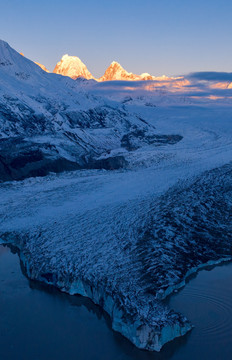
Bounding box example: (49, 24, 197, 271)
(98, 61, 148, 81)
(52, 56, 170, 81)
(15, 43, 232, 91)
(1, 39, 232, 353)
(0, 39, 181, 181)
(53, 54, 94, 80)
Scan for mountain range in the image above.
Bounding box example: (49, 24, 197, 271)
(33, 54, 232, 90)
(33, 53, 170, 82)
(0, 39, 182, 181)
(1, 39, 232, 354)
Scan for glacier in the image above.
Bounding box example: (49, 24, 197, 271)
(0, 40, 182, 182)
(0, 40, 232, 351)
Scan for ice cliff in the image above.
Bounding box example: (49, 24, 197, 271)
(0, 40, 232, 351)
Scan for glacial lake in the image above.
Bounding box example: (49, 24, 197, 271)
(1, 244, 232, 360)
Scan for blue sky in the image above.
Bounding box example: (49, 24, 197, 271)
(1, 0, 232, 77)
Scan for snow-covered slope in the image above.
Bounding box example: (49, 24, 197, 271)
(0, 40, 183, 181)
(1, 39, 232, 352)
(19, 52, 49, 73)
(0, 104, 231, 349)
(34, 61, 49, 72)
(53, 54, 94, 79)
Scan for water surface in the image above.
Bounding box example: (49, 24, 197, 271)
(1, 245, 232, 360)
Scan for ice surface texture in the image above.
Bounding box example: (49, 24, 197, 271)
(1, 164, 231, 351)
(0, 40, 232, 351)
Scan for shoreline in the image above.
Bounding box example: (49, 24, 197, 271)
(3, 240, 231, 351)
(156, 256, 232, 301)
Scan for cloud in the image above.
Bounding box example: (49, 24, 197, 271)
(85, 73, 232, 101)
(180, 89, 232, 97)
(94, 79, 173, 89)
(187, 72, 232, 82)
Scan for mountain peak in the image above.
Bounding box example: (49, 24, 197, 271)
(0, 39, 10, 50)
(0, 39, 14, 65)
(61, 54, 80, 62)
(0, 39, 48, 80)
(61, 54, 70, 60)
(53, 54, 94, 80)
(99, 61, 141, 81)
(110, 61, 122, 67)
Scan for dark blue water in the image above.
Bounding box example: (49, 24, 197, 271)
(1, 245, 232, 360)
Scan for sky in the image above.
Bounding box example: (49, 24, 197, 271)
(1, 0, 232, 77)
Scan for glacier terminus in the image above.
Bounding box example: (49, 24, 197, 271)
(0, 40, 231, 352)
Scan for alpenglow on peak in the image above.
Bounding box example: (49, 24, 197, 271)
(53, 54, 94, 80)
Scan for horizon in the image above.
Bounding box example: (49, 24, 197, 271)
(2, 38, 232, 84)
(1, 0, 232, 77)
(2, 38, 232, 90)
